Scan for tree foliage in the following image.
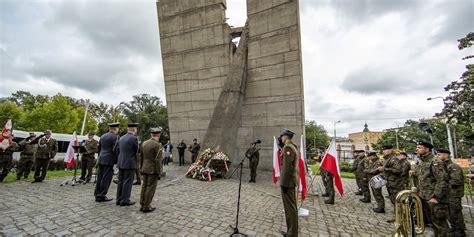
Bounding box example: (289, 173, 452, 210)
(0, 101, 23, 127)
(305, 120, 330, 150)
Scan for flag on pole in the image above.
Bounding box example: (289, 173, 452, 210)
(320, 139, 344, 196)
(298, 135, 307, 202)
(64, 131, 79, 168)
(0, 119, 13, 150)
(272, 136, 281, 184)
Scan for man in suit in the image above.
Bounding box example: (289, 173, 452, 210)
(32, 130, 58, 183)
(139, 127, 163, 213)
(94, 122, 120, 202)
(177, 140, 186, 166)
(79, 131, 99, 183)
(116, 123, 139, 206)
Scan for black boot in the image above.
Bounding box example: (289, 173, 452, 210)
(324, 199, 335, 204)
(322, 193, 329, 197)
(373, 207, 385, 213)
(359, 198, 371, 203)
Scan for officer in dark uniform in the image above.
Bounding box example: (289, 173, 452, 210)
(245, 140, 260, 183)
(32, 130, 58, 183)
(188, 138, 201, 163)
(279, 129, 299, 237)
(177, 140, 187, 166)
(437, 149, 466, 236)
(17, 133, 40, 180)
(94, 123, 120, 202)
(0, 137, 19, 182)
(116, 123, 139, 206)
(79, 131, 99, 183)
(139, 127, 163, 213)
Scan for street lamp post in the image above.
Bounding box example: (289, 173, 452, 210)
(333, 120, 341, 141)
(427, 97, 455, 157)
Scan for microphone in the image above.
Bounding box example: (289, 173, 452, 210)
(251, 139, 262, 145)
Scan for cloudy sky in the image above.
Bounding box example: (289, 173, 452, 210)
(1, 0, 472, 136)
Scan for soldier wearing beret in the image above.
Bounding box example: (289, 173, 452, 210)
(94, 122, 120, 202)
(17, 132, 40, 180)
(32, 130, 58, 183)
(357, 150, 371, 203)
(139, 127, 163, 213)
(364, 151, 385, 213)
(398, 152, 411, 190)
(415, 141, 450, 236)
(116, 123, 139, 206)
(380, 144, 405, 221)
(279, 129, 299, 236)
(350, 150, 362, 195)
(436, 149, 466, 236)
(79, 131, 99, 183)
(0, 136, 19, 182)
(246, 140, 260, 183)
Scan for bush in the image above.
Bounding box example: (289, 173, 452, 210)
(339, 161, 352, 173)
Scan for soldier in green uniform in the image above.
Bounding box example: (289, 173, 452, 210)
(324, 169, 335, 205)
(364, 152, 385, 213)
(17, 133, 40, 180)
(79, 131, 99, 183)
(0, 137, 19, 182)
(414, 141, 450, 236)
(320, 164, 329, 197)
(381, 145, 399, 205)
(245, 140, 260, 183)
(279, 129, 299, 237)
(436, 149, 466, 237)
(32, 130, 58, 183)
(398, 152, 411, 190)
(357, 151, 371, 203)
(351, 150, 362, 195)
(139, 128, 163, 213)
(188, 139, 201, 163)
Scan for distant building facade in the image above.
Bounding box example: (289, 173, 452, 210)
(348, 123, 385, 152)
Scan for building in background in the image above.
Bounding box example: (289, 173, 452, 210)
(348, 123, 385, 152)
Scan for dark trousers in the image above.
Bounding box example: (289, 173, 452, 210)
(249, 160, 258, 181)
(449, 197, 466, 236)
(80, 157, 94, 181)
(116, 169, 135, 204)
(191, 153, 198, 163)
(17, 157, 34, 179)
(33, 159, 50, 181)
(326, 175, 335, 202)
(421, 199, 450, 236)
(135, 168, 141, 183)
(140, 174, 158, 209)
(163, 156, 170, 166)
(282, 187, 298, 237)
(94, 165, 114, 199)
(0, 159, 12, 182)
(178, 152, 185, 166)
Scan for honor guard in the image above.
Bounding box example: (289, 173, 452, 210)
(351, 150, 362, 195)
(32, 130, 58, 183)
(279, 129, 299, 237)
(139, 127, 163, 213)
(116, 123, 139, 206)
(0, 136, 19, 182)
(414, 141, 450, 236)
(94, 122, 120, 202)
(245, 140, 261, 183)
(17, 133, 39, 180)
(364, 152, 385, 213)
(356, 150, 370, 203)
(79, 131, 99, 183)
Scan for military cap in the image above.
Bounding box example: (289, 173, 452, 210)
(279, 129, 295, 139)
(436, 149, 450, 155)
(381, 145, 393, 150)
(367, 152, 377, 157)
(88, 131, 95, 136)
(400, 151, 408, 156)
(416, 140, 433, 149)
(193, 138, 197, 141)
(108, 122, 120, 128)
(29, 132, 37, 137)
(150, 127, 162, 134)
(127, 123, 139, 128)
(44, 130, 52, 135)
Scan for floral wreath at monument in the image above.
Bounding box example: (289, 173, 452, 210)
(185, 148, 231, 182)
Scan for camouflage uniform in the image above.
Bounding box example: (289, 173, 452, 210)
(364, 157, 385, 210)
(358, 157, 370, 201)
(443, 159, 466, 236)
(384, 154, 405, 204)
(320, 167, 329, 196)
(351, 156, 361, 193)
(415, 153, 450, 236)
(0, 142, 19, 182)
(398, 158, 411, 190)
(18, 138, 37, 180)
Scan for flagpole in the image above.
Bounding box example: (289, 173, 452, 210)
(80, 99, 90, 136)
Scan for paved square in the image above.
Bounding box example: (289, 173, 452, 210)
(1, 165, 472, 236)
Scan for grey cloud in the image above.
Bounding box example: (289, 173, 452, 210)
(340, 67, 409, 94)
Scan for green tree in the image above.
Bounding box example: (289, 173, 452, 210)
(74, 107, 98, 135)
(0, 101, 23, 128)
(9, 91, 49, 111)
(305, 120, 330, 150)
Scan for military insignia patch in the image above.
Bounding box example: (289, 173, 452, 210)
(286, 151, 291, 155)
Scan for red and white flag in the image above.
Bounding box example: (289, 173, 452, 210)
(321, 139, 344, 196)
(64, 131, 79, 168)
(272, 136, 281, 184)
(298, 135, 307, 202)
(0, 119, 13, 150)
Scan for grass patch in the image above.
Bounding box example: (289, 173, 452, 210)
(308, 164, 355, 179)
(3, 169, 82, 183)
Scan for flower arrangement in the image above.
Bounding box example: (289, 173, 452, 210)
(185, 148, 230, 181)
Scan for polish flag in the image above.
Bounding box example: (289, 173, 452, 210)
(299, 135, 307, 202)
(64, 131, 79, 168)
(0, 119, 13, 150)
(320, 139, 344, 196)
(272, 136, 281, 184)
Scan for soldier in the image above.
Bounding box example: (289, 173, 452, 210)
(351, 150, 362, 195)
(0, 137, 19, 182)
(245, 140, 260, 183)
(437, 149, 466, 237)
(139, 127, 163, 213)
(398, 152, 411, 190)
(320, 164, 330, 197)
(279, 129, 299, 237)
(94, 122, 120, 202)
(357, 151, 371, 203)
(79, 131, 99, 183)
(364, 152, 385, 213)
(415, 141, 450, 236)
(116, 123, 139, 206)
(177, 139, 186, 166)
(32, 130, 58, 183)
(380, 145, 399, 203)
(188, 138, 201, 163)
(324, 169, 335, 205)
(17, 133, 40, 180)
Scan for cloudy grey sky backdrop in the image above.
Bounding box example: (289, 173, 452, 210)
(1, 0, 472, 136)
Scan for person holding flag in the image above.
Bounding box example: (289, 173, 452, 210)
(320, 139, 344, 205)
(0, 119, 19, 182)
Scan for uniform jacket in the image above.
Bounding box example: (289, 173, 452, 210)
(189, 143, 201, 154)
(443, 159, 464, 198)
(177, 142, 187, 154)
(140, 138, 163, 175)
(351, 157, 360, 174)
(82, 139, 99, 159)
(0, 142, 18, 161)
(356, 157, 368, 179)
(245, 147, 260, 163)
(117, 133, 139, 170)
(383, 154, 403, 188)
(415, 153, 449, 202)
(19, 138, 37, 157)
(398, 158, 411, 189)
(35, 137, 58, 160)
(280, 141, 299, 188)
(97, 131, 120, 166)
(364, 157, 384, 179)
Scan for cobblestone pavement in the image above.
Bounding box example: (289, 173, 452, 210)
(1, 164, 472, 236)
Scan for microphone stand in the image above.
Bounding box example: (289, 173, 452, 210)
(228, 156, 248, 237)
(60, 145, 85, 186)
